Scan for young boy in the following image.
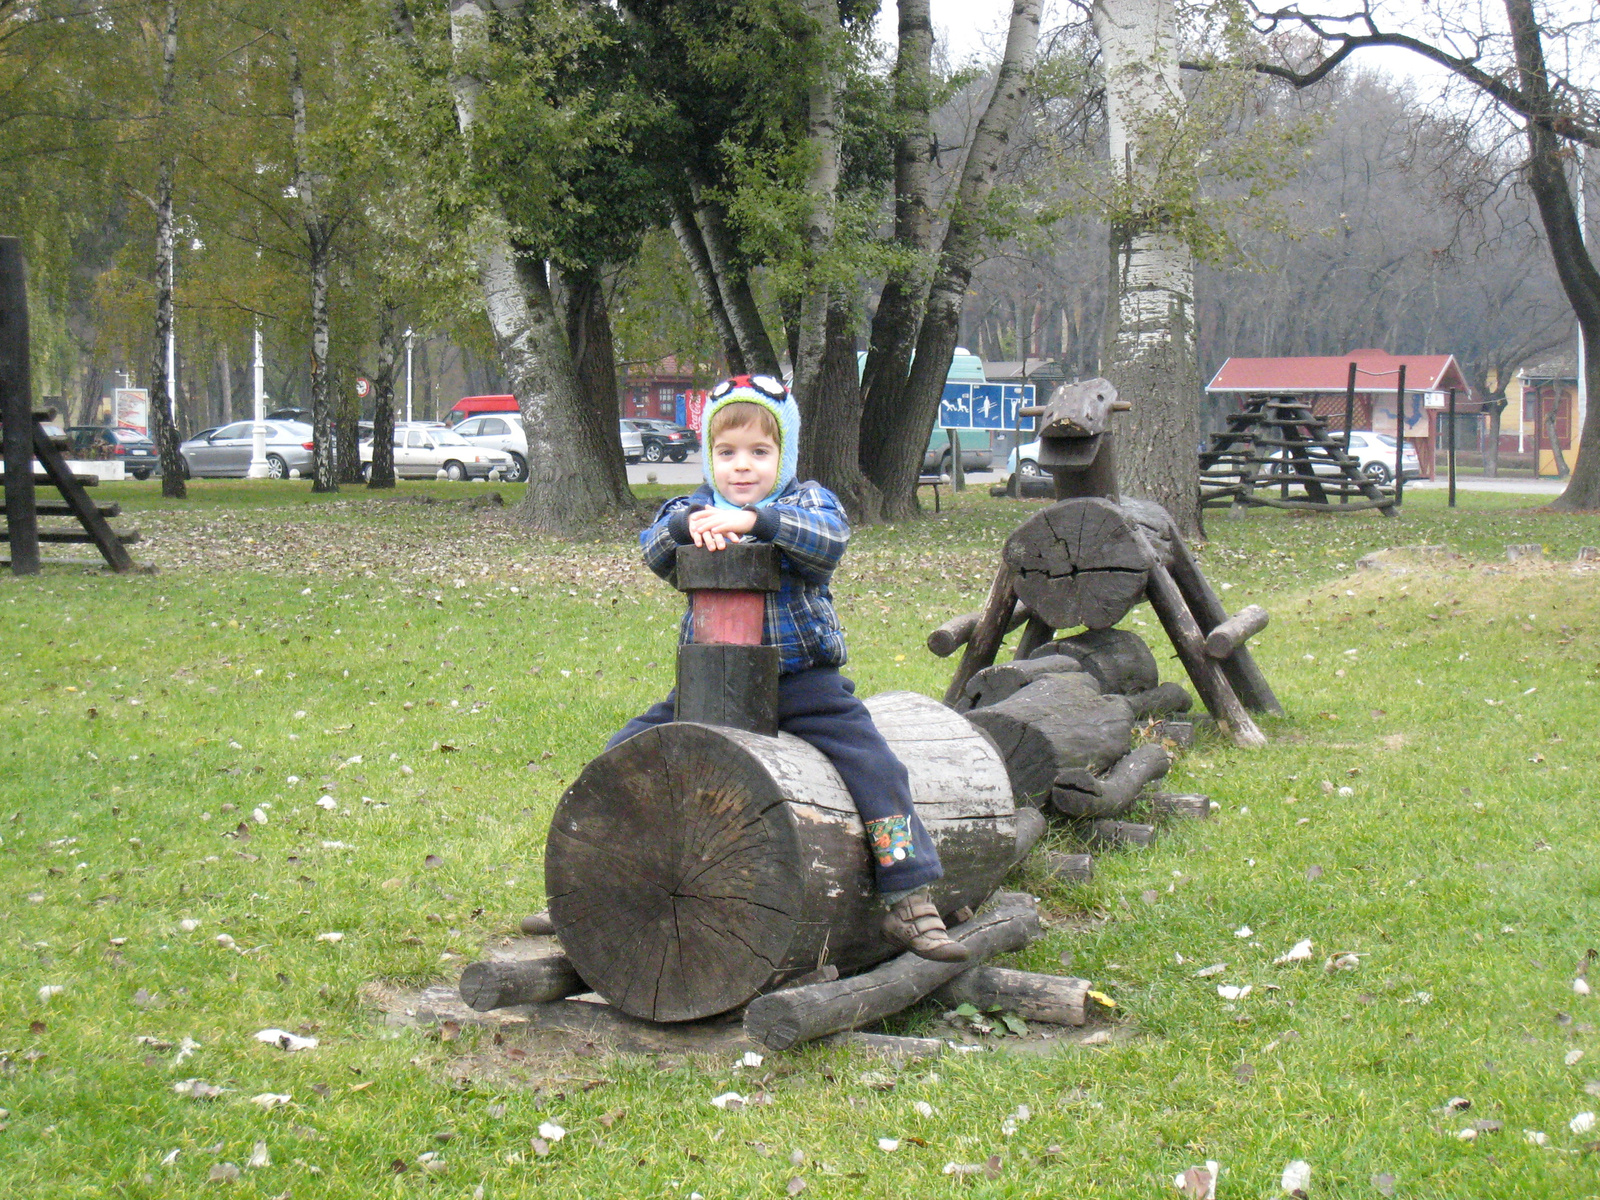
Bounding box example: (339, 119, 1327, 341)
(607, 374, 967, 962)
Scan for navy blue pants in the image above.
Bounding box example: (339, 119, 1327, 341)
(607, 666, 944, 894)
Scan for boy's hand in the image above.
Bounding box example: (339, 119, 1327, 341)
(687, 507, 757, 551)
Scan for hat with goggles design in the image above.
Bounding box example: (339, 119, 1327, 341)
(699, 373, 800, 509)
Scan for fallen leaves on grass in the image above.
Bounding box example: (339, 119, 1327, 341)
(1174, 1160, 1219, 1198)
(1324, 952, 1361, 973)
(710, 1092, 746, 1109)
(1570, 1112, 1596, 1134)
(1280, 1159, 1311, 1196)
(1274, 939, 1314, 965)
(247, 1141, 271, 1169)
(173, 1079, 225, 1100)
(254, 1029, 318, 1052)
(250, 1093, 293, 1109)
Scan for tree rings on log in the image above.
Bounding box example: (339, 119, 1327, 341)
(1003, 498, 1154, 630)
(546, 693, 1017, 1023)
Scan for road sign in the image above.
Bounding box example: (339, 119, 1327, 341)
(355, 377, 372, 399)
(939, 382, 1035, 432)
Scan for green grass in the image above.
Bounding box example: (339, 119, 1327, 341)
(2, 479, 1599, 1197)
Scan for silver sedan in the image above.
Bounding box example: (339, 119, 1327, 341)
(179, 420, 316, 479)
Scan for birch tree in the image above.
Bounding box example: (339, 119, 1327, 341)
(1091, 0, 1198, 535)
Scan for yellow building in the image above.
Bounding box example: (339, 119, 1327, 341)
(1506, 363, 1585, 477)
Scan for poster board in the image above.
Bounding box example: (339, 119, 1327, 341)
(113, 388, 150, 436)
(1370, 390, 1429, 439)
(939, 383, 1035, 432)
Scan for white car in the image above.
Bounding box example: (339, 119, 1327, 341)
(1266, 430, 1421, 485)
(360, 422, 514, 481)
(452, 413, 529, 482)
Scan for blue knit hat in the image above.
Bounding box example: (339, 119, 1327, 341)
(700, 374, 800, 509)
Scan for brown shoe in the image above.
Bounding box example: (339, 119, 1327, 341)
(882, 891, 970, 963)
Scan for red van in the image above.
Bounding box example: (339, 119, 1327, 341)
(446, 394, 518, 425)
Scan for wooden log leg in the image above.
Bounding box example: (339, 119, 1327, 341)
(1147, 791, 1212, 821)
(1163, 537, 1283, 717)
(1051, 743, 1170, 819)
(931, 966, 1105, 1026)
(1009, 806, 1047, 869)
(1077, 818, 1155, 849)
(943, 565, 1018, 707)
(741, 902, 1041, 1051)
(1127, 682, 1192, 720)
(1012, 614, 1054, 662)
(1142, 562, 1266, 749)
(459, 955, 588, 1011)
(1043, 851, 1094, 883)
(928, 601, 1027, 658)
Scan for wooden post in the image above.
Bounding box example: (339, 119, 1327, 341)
(0, 238, 38, 576)
(943, 563, 1018, 706)
(1393, 363, 1407, 504)
(1163, 537, 1283, 716)
(1342, 361, 1356, 504)
(1203, 605, 1269, 658)
(1141, 561, 1266, 749)
(673, 543, 780, 734)
(1447, 387, 1457, 508)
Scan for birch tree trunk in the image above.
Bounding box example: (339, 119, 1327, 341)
(288, 35, 337, 493)
(864, 0, 1041, 520)
(450, 0, 634, 534)
(150, 0, 185, 499)
(1093, 0, 1200, 537)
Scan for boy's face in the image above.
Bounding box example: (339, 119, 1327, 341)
(710, 421, 780, 506)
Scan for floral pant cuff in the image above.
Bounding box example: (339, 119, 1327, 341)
(866, 814, 916, 868)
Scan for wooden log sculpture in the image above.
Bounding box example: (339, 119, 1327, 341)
(963, 672, 1135, 807)
(742, 898, 1041, 1050)
(673, 544, 781, 734)
(938, 378, 1280, 748)
(545, 690, 1025, 1022)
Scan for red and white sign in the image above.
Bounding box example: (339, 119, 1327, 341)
(684, 389, 707, 434)
(113, 388, 150, 436)
(355, 377, 372, 399)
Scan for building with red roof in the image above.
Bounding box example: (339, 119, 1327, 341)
(1206, 349, 1481, 478)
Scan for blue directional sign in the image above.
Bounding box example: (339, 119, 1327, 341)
(940, 382, 1035, 431)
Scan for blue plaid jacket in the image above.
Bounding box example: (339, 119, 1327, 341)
(640, 480, 849, 675)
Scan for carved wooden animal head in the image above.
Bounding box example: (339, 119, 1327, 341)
(1027, 378, 1128, 469)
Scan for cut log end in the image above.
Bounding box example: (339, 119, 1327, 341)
(459, 954, 586, 1011)
(546, 723, 805, 1023)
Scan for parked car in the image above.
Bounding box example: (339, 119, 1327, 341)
(923, 427, 992, 475)
(619, 420, 644, 463)
(1268, 431, 1421, 484)
(452, 413, 529, 482)
(66, 426, 161, 479)
(624, 418, 695, 462)
(446, 394, 518, 425)
(179, 420, 316, 479)
(359, 422, 514, 480)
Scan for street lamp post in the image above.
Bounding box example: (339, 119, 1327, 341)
(247, 325, 270, 478)
(404, 328, 414, 424)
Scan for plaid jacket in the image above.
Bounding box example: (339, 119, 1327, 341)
(640, 480, 849, 675)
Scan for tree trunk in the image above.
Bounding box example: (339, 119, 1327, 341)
(791, 0, 841, 416)
(859, 0, 935, 479)
(560, 263, 635, 509)
(151, 0, 185, 499)
(369, 305, 397, 489)
(1504, 0, 1600, 510)
(217, 342, 233, 424)
(687, 173, 781, 376)
(1093, 0, 1200, 538)
(450, 0, 634, 534)
(336, 366, 363, 484)
(798, 295, 880, 519)
(1485, 397, 1504, 476)
(669, 195, 745, 374)
(863, 0, 1041, 521)
(288, 37, 336, 493)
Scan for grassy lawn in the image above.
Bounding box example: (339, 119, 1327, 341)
(2, 479, 1599, 1198)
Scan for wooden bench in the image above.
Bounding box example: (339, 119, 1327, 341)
(917, 473, 951, 512)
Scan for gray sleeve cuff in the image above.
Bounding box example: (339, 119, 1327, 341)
(745, 505, 780, 542)
(668, 508, 697, 544)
